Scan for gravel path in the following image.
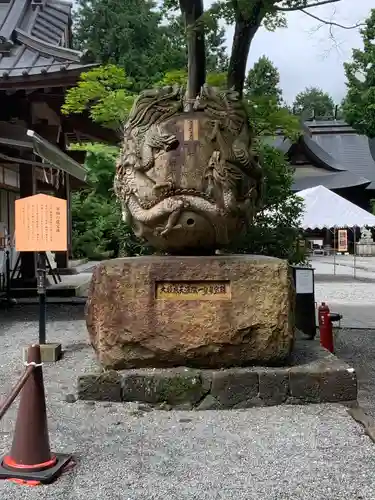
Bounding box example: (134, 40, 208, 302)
(335, 328, 375, 419)
(313, 261, 375, 328)
(315, 281, 375, 305)
(311, 257, 375, 309)
(1, 305, 375, 499)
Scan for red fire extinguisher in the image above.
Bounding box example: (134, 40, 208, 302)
(318, 302, 334, 353)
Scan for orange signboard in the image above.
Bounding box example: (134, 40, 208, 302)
(15, 194, 67, 252)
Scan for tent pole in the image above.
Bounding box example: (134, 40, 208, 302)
(353, 226, 357, 279)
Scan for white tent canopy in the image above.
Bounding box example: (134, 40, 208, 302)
(297, 185, 375, 230)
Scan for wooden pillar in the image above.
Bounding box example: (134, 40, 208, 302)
(33, 121, 71, 270)
(18, 163, 36, 285)
(55, 119, 73, 269)
(54, 171, 70, 269)
(66, 174, 73, 260)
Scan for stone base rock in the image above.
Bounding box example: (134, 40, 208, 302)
(85, 255, 295, 369)
(77, 338, 357, 409)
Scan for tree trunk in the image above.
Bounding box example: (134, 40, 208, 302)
(179, 0, 206, 102)
(227, 2, 265, 97)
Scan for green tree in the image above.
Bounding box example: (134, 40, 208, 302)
(158, 69, 227, 88)
(293, 86, 335, 120)
(243, 55, 300, 152)
(61, 67, 154, 258)
(70, 143, 151, 259)
(74, 0, 360, 98)
(61, 65, 136, 131)
(73, 0, 229, 90)
(245, 56, 283, 105)
(241, 72, 302, 261)
(163, 13, 229, 73)
(163, 0, 362, 96)
(343, 9, 375, 137)
(231, 146, 304, 262)
(73, 0, 184, 90)
(243, 56, 300, 142)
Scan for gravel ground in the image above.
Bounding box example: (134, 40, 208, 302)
(311, 256, 375, 274)
(315, 281, 375, 305)
(335, 328, 375, 419)
(1, 305, 375, 499)
(311, 259, 375, 314)
(313, 262, 375, 328)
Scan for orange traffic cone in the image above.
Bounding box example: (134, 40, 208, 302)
(0, 345, 72, 485)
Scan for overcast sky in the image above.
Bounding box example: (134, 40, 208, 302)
(207, 0, 373, 105)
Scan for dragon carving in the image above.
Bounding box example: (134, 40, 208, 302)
(114, 84, 263, 253)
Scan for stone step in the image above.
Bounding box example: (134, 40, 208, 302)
(77, 338, 357, 410)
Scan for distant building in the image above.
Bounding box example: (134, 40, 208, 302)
(274, 120, 375, 212)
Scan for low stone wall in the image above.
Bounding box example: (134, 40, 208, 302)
(77, 339, 357, 409)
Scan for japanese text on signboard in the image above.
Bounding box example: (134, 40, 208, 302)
(15, 194, 67, 252)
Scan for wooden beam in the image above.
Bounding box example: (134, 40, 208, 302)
(0, 69, 85, 91)
(29, 92, 120, 144)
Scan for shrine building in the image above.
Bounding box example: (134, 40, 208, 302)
(0, 0, 113, 289)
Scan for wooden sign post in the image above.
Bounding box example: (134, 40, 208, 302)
(15, 194, 67, 347)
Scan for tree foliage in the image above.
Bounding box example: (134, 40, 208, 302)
(343, 9, 375, 138)
(163, 13, 229, 73)
(245, 55, 283, 105)
(162, 0, 355, 95)
(244, 57, 300, 140)
(74, 0, 354, 97)
(293, 86, 335, 120)
(73, 0, 180, 90)
(73, 0, 229, 91)
(231, 146, 304, 262)
(247, 98, 300, 140)
(158, 69, 227, 89)
(241, 63, 303, 261)
(61, 65, 136, 131)
(70, 142, 151, 259)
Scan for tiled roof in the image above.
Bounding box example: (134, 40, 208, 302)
(293, 171, 371, 192)
(304, 120, 354, 134)
(273, 120, 375, 192)
(307, 124, 375, 190)
(0, 0, 91, 80)
(370, 138, 375, 163)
